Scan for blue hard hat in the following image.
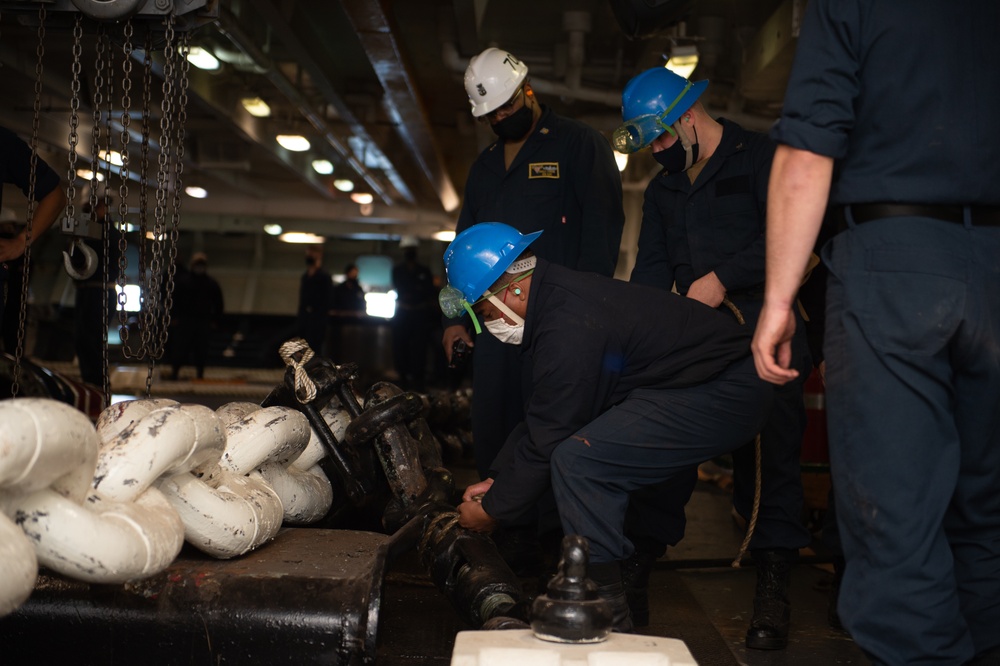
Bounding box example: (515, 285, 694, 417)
(613, 67, 708, 153)
(442, 222, 542, 306)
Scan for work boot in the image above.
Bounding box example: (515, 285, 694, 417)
(621, 550, 658, 627)
(745, 549, 795, 650)
(588, 561, 634, 634)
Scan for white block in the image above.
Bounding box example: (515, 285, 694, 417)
(451, 629, 698, 666)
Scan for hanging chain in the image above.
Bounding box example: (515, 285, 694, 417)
(91, 23, 111, 401)
(147, 12, 176, 374)
(11, 5, 47, 397)
(137, 29, 155, 391)
(156, 26, 189, 367)
(63, 15, 83, 237)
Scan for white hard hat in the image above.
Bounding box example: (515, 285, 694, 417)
(464, 47, 529, 118)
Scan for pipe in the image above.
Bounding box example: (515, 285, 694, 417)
(442, 42, 621, 109)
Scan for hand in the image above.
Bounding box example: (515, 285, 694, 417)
(751, 302, 800, 385)
(462, 478, 494, 502)
(458, 500, 497, 533)
(442, 324, 473, 362)
(686, 272, 726, 308)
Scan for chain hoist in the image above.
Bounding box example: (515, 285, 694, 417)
(11, 4, 47, 397)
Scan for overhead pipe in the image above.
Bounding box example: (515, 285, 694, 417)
(442, 42, 621, 109)
(226, 3, 411, 206)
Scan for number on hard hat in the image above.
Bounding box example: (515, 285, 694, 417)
(613, 67, 709, 154)
(439, 223, 542, 331)
(464, 48, 529, 118)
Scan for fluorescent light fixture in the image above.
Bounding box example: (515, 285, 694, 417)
(184, 186, 208, 199)
(613, 150, 628, 172)
(350, 192, 374, 205)
(186, 46, 220, 71)
(666, 44, 699, 80)
(146, 230, 166, 241)
(432, 230, 456, 242)
(76, 168, 105, 182)
(279, 231, 326, 244)
(115, 284, 142, 312)
(276, 134, 310, 152)
(364, 291, 397, 319)
(311, 159, 334, 175)
(333, 179, 355, 192)
(98, 150, 123, 166)
(263, 223, 283, 235)
(241, 97, 271, 117)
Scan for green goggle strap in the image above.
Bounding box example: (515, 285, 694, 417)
(463, 300, 482, 335)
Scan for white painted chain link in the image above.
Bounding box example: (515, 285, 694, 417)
(0, 395, 349, 617)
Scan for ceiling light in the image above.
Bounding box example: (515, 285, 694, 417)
(613, 150, 628, 172)
(278, 231, 326, 244)
(350, 192, 374, 205)
(311, 159, 334, 175)
(98, 150, 123, 166)
(263, 223, 283, 235)
(241, 97, 271, 117)
(432, 230, 456, 242)
(665, 44, 699, 80)
(184, 186, 208, 199)
(276, 134, 310, 152)
(186, 46, 220, 71)
(333, 179, 354, 192)
(76, 168, 105, 182)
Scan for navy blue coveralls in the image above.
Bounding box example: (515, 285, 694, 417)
(0, 126, 60, 327)
(775, 1, 1000, 663)
(631, 119, 811, 555)
(452, 104, 624, 479)
(480, 259, 772, 564)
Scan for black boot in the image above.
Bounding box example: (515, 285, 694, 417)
(745, 549, 795, 650)
(588, 561, 634, 634)
(621, 551, 658, 627)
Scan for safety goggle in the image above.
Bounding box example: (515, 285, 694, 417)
(612, 80, 692, 154)
(438, 269, 535, 334)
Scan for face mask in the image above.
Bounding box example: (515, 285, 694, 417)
(491, 104, 534, 141)
(653, 124, 699, 174)
(485, 318, 525, 345)
(305, 256, 317, 267)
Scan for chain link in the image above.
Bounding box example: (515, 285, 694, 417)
(12, 5, 47, 397)
(63, 15, 83, 237)
(91, 23, 111, 401)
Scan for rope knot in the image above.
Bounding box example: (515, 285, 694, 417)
(279, 338, 317, 404)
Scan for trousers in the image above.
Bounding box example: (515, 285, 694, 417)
(824, 216, 1000, 664)
(550, 355, 772, 564)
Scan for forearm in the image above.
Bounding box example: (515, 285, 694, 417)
(764, 146, 833, 309)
